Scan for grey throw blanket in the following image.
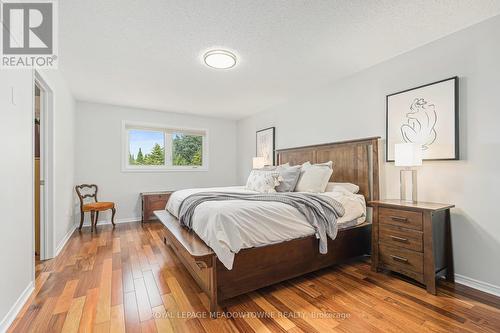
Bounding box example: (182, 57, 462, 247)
(178, 192, 345, 254)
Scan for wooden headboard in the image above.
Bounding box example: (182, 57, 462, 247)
(276, 137, 380, 202)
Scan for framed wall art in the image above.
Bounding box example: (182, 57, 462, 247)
(256, 127, 275, 166)
(386, 77, 459, 161)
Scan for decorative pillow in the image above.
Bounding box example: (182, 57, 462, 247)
(306, 161, 333, 169)
(245, 170, 281, 193)
(275, 164, 302, 192)
(325, 182, 359, 194)
(295, 161, 333, 193)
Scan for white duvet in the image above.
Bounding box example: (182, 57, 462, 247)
(165, 186, 366, 270)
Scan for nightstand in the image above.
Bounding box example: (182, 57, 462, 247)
(369, 200, 454, 294)
(141, 191, 173, 222)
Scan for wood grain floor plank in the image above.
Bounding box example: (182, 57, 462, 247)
(96, 258, 113, 323)
(112, 269, 124, 306)
(134, 278, 153, 322)
(123, 291, 141, 333)
(78, 287, 99, 333)
(143, 270, 163, 308)
(93, 321, 111, 333)
(61, 295, 86, 333)
(110, 304, 126, 333)
(26, 296, 58, 332)
(150, 264, 171, 295)
(151, 305, 174, 333)
(143, 245, 158, 266)
(9, 222, 500, 333)
(113, 238, 121, 254)
(53, 279, 79, 314)
(272, 285, 339, 332)
(161, 293, 190, 333)
(121, 261, 135, 293)
(165, 276, 194, 313)
(48, 312, 66, 333)
(249, 292, 295, 331)
(140, 319, 157, 333)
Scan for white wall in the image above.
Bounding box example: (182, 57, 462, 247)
(0, 70, 35, 331)
(75, 102, 239, 223)
(0, 68, 76, 330)
(237, 16, 500, 291)
(37, 69, 77, 256)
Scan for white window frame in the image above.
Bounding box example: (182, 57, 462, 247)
(121, 121, 209, 172)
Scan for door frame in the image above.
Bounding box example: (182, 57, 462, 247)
(34, 71, 55, 260)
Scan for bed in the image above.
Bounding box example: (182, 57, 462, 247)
(154, 136, 380, 313)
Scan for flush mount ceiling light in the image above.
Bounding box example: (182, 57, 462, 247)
(203, 50, 237, 69)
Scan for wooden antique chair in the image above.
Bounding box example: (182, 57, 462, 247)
(75, 184, 116, 231)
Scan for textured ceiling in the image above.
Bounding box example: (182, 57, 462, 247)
(59, 0, 500, 119)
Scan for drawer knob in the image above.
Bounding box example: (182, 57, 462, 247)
(390, 235, 408, 243)
(390, 216, 408, 222)
(196, 262, 207, 269)
(391, 255, 409, 263)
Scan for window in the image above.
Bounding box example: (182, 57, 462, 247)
(123, 122, 208, 171)
(172, 133, 203, 166)
(128, 129, 165, 166)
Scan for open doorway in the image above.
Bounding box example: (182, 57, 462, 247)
(34, 72, 54, 264)
(34, 84, 41, 260)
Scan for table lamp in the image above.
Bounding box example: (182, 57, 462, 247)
(394, 143, 422, 202)
(252, 157, 266, 169)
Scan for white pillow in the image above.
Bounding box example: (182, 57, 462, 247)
(325, 182, 360, 194)
(300, 161, 333, 169)
(295, 161, 333, 193)
(245, 170, 281, 193)
(275, 164, 302, 192)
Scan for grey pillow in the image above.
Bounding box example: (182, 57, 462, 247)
(275, 164, 302, 192)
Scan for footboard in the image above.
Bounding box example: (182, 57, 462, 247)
(155, 210, 371, 314)
(216, 222, 371, 301)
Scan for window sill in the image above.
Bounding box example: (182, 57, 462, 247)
(121, 167, 208, 173)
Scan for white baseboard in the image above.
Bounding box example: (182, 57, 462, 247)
(455, 274, 500, 297)
(81, 216, 141, 227)
(55, 223, 77, 257)
(0, 216, 141, 332)
(0, 282, 34, 333)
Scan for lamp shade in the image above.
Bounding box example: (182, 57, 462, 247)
(252, 157, 266, 169)
(395, 143, 422, 167)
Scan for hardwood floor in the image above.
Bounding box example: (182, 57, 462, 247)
(8, 221, 500, 333)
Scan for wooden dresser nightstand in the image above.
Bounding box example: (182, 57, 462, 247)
(369, 199, 454, 294)
(141, 191, 173, 222)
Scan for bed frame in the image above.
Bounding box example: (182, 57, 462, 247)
(155, 136, 380, 314)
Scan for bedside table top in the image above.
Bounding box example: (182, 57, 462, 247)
(369, 199, 454, 212)
(140, 191, 173, 196)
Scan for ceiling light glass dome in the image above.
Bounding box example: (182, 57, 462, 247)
(203, 50, 237, 69)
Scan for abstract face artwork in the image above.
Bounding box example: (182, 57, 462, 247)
(387, 77, 459, 161)
(401, 98, 437, 150)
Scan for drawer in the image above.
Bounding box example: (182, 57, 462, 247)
(165, 233, 212, 294)
(379, 207, 422, 231)
(379, 224, 423, 252)
(379, 244, 423, 274)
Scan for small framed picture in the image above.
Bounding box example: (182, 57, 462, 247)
(386, 77, 459, 161)
(256, 127, 275, 166)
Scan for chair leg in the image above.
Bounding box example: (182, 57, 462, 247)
(95, 211, 100, 228)
(79, 210, 84, 230)
(90, 211, 95, 232)
(111, 208, 116, 227)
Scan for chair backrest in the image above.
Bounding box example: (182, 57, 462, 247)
(75, 184, 98, 210)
